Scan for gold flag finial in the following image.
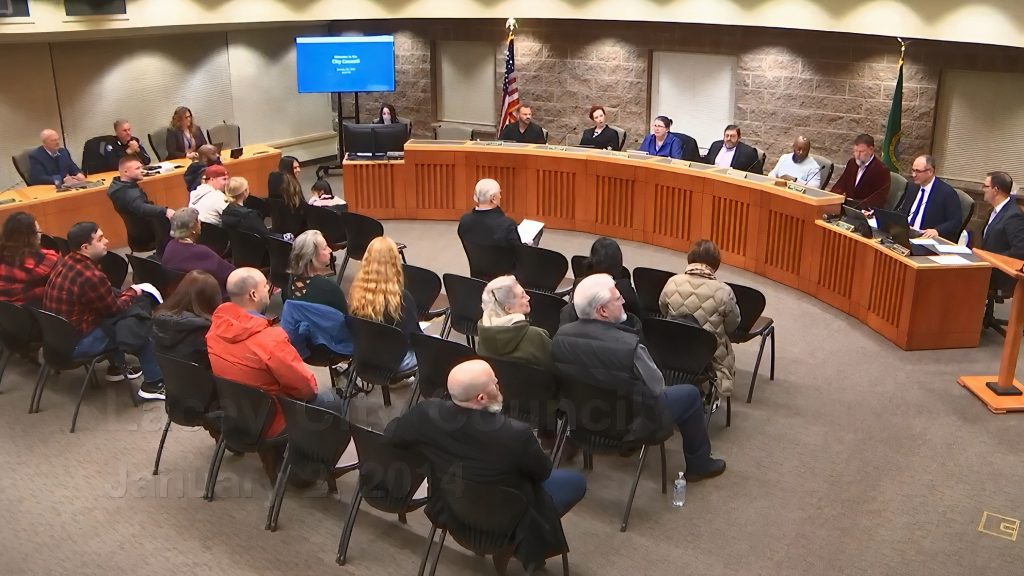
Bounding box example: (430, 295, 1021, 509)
(896, 37, 909, 66)
(505, 17, 518, 32)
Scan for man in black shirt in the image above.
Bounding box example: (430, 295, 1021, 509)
(101, 119, 152, 171)
(498, 105, 547, 144)
(458, 178, 520, 278)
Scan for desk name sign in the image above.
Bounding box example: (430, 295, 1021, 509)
(725, 169, 748, 180)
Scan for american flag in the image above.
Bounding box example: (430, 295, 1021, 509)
(497, 31, 519, 132)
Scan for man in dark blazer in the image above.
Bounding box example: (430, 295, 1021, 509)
(100, 119, 152, 172)
(702, 124, 763, 174)
(980, 170, 1024, 293)
(27, 129, 86, 186)
(830, 133, 891, 210)
(897, 154, 962, 241)
(386, 359, 585, 572)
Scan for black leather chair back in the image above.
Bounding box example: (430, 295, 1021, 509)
(410, 333, 477, 400)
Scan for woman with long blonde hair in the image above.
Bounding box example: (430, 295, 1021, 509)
(348, 236, 421, 370)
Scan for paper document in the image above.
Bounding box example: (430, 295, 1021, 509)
(131, 282, 163, 304)
(866, 217, 878, 228)
(927, 255, 970, 265)
(934, 244, 972, 254)
(418, 321, 432, 331)
(910, 238, 938, 245)
(518, 219, 545, 244)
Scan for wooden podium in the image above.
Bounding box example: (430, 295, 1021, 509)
(958, 249, 1024, 412)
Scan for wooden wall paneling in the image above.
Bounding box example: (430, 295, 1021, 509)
(642, 169, 703, 252)
(344, 162, 403, 219)
(465, 150, 527, 222)
(701, 178, 758, 271)
(757, 191, 809, 290)
(813, 224, 859, 312)
(405, 149, 459, 220)
(861, 249, 906, 345)
(526, 155, 586, 233)
(588, 159, 641, 242)
(903, 266, 988, 349)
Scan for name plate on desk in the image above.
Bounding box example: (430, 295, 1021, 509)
(544, 145, 567, 152)
(726, 169, 748, 179)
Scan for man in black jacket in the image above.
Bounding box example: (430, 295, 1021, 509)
(552, 273, 726, 480)
(703, 124, 763, 174)
(457, 178, 523, 278)
(387, 359, 584, 571)
(100, 119, 152, 172)
(980, 171, 1024, 293)
(107, 157, 174, 255)
(498, 104, 547, 144)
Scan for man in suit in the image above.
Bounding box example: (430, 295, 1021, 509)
(830, 133, 890, 210)
(498, 104, 547, 144)
(703, 124, 763, 174)
(100, 119, 152, 172)
(980, 171, 1024, 293)
(387, 359, 585, 572)
(897, 154, 962, 241)
(27, 129, 86, 186)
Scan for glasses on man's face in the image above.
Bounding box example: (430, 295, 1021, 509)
(910, 168, 932, 174)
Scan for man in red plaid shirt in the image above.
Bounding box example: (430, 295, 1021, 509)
(43, 222, 164, 400)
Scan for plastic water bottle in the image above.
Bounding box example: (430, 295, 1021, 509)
(672, 472, 686, 507)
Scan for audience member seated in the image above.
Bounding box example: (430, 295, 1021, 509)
(898, 154, 962, 242)
(284, 230, 347, 314)
(561, 237, 643, 327)
(386, 359, 585, 572)
(267, 155, 301, 201)
(829, 133, 890, 210)
(166, 106, 207, 160)
(638, 116, 682, 159)
(42, 222, 164, 399)
(152, 270, 221, 367)
(768, 135, 822, 188)
(477, 275, 554, 370)
(28, 129, 86, 186)
(348, 236, 421, 371)
(659, 240, 741, 398)
(188, 164, 230, 226)
(101, 119, 152, 172)
(221, 177, 271, 236)
(308, 179, 346, 209)
(703, 124, 763, 173)
(0, 211, 60, 306)
(498, 104, 547, 144)
(161, 207, 236, 294)
(552, 274, 726, 480)
(373, 102, 400, 125)
(207, 268, 345, 480)
(182, 144, 222, 193)
(980, 171, 1024, 293)
(457, 178, 521, 269)
(579, 105, 620, 151)
(107, 157, 174, 256)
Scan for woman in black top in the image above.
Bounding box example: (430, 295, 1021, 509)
(152, 270, 221, 367)
(374, 103, 399, 124)
(584, 236, 641, 316)
(221, 176, 271, 236)
(579, 105, 620, 151)
(267, 155, 301, 201)
(284, 230, 347, 313)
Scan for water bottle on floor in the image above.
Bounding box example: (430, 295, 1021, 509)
(672, 472, 686, 507)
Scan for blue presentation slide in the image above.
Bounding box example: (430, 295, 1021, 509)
(296, 36, 396, 93)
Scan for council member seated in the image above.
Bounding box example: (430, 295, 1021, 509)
(166, 106, 207, 160)
(703, 124, 763, 173)
(498, 104, 547, 144)
(768, 135, 822, 189)
(161, 207, 236, 295)
(188, 164, 230, 226)
(830, 133, 890, 210)
(579, 105, 620, 150)
(221, 177, 271, 236)
(27, 129, 86, 186)
(638, 116, 682, 159)
(107, 157, 175, 256)
(182, 144, 222, 193)
(979, 171, 1024, 293)
(101, 119, 152, 172)
(897, 154, 962, 241)
(0, 211, 60, 307)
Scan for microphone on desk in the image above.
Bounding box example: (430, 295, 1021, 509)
(557, 127, 577, 146)
(800, 165, 824, 189)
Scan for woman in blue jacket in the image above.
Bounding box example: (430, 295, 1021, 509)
(638, 115, 683, 159)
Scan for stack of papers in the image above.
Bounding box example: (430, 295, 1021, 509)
(927, 255, 971, 265)
(518, 219, 545, 244)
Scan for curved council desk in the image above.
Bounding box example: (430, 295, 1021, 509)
(344, 140, 991, 350)
(0, 144, 281, 250)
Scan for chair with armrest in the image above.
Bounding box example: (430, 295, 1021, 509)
(81, 135, 118, 175)
(148, 127, 170, 162)
(811, 154, 835, 189)
(885, 172, 908, 211)
(433, 124, 473, 140)
(608, 125, 627, 151)
(954, 188, 976, 241)
(12, 147, 33, 183)
(207, 123, 241, 150)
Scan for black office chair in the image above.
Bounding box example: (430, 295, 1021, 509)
(99, 251, 129, 289)
(419, 477, 569, 576)
(12, 148, 32, 183)
(227, 228, 268, 270)
(633, 267, 675, 318)
(0, 302, 40, 390)
(204, 377, 288, 501)
(726, 283, 776, 404)
(29, 309, 138, 433)
(81, 135, 118, 175)
(642, 316, 725, 427)
(337, 423, 430, 566)
(115, 211, 160, 254)
(198, 222, 230, 258)
(39, 233, 70, 256)
(403, 263, 450, 325)
(267, 197, 306, 237)
(152, 354, 220, 476)
(408, 333, 477, 408)
(515, 244, 573, 296)
(461, 240, 516, 282)
(304, 203, 348, 253)
(487, 356, 563, 449)
(126, 254, 170, 296)
(441, 273, 486, 348)
(344, 315, 417, 408)
(339, 212, 406, 280)
(243, 195, 269, 219)
(266, 397, 359, 532)
(569, 255, 588, 281)
(265, 235, 293, 294)
(525, 288, 567, 338)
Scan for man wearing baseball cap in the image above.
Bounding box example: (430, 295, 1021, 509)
(188, 163, 230, 226)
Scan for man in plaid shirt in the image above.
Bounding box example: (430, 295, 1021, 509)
(43, 222, 164, 400)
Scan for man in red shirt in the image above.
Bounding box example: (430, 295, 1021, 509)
(42, 222, 164, 399)
(830, 133, 892, 210)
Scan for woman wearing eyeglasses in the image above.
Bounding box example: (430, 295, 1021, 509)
(638, 115, 683, 159)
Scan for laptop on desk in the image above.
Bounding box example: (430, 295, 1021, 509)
(873, 208, 937, 256)
(841, 205, 873, 239)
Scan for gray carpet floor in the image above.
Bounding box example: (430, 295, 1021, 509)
(1, 214, 1023, 575)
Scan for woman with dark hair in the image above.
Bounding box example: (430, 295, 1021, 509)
(583, 237, 641, 317)
(579, 105, 620, 150)
(659, 239, 741, 397)
(374, 103, 398, 125)
(308, 179, 346, 209)
(152, 270, 222, 367)
(166, 106, 208, 160)
(267, 155, 301, 201)
(0, 211, 60, 306)
(638, 115, 683, 159)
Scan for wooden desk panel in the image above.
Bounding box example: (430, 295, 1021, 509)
(0, 146, 280, 249)
(343, 142, 990, 350)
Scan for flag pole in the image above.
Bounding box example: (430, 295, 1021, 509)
(880, 38, 908, 173)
